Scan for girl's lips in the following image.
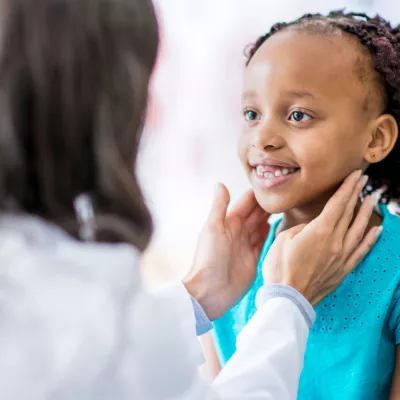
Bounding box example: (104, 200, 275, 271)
(251, 167, 300, 189)
(249, 159, 300, 170)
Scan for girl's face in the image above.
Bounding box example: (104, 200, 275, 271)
(238, 29, 379, 214)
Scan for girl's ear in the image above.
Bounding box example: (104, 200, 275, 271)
(364, 114, 398, 163)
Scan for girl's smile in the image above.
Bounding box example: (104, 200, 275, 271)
(249, 157, 300, 189)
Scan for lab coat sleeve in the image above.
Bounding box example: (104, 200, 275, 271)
(213, 295, 310, 399)
(132, 281, 313, 400)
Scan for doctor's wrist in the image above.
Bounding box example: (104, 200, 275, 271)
(183, 275, 231, 322)
(256, 284, 316, 329)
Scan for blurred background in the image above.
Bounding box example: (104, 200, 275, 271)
(139, 0, 400, 287)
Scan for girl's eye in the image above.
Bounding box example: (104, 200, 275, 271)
(244, 110, 260, 121)
(289, 111, 312, 122)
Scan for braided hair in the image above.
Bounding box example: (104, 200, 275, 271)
(246, 10, 400, 203)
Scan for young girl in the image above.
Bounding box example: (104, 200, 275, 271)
(212, 11, 400, 399)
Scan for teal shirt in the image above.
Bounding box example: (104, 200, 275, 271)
(213, 206, 400, 399)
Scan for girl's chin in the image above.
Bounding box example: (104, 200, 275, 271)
(258, 203, 291, 215)
(254, 194, 296, 215)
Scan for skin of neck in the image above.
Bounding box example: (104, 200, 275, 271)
(277, 188, 382, 235)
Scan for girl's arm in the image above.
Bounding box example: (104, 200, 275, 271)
(390, 346, 400, 399)
(199, 332, 222, 379)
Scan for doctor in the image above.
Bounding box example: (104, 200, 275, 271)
(0, 0, 380, 399)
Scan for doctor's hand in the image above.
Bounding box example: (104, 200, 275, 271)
(183, 184, 270, 321)
(262, 170, 382, 306)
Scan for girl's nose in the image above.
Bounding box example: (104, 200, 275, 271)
(251, 119, 285, 151)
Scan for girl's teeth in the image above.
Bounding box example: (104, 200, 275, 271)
(257, 166, 298, 179)
(256, 165, 265, 176)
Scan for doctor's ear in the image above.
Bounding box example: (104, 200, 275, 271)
(364, 114, 398, 163)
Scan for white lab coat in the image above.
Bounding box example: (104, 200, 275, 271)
(0, 214, 310, 399)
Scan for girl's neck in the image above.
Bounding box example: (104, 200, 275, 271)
(277, 192, 382, 235)
(278, 195, 331, 233)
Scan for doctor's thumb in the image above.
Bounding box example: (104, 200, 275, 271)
(208, 183, 230, 225)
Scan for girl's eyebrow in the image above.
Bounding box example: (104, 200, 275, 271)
(242, 90, 317, 101)
(242, 91, 257, 101)
(282, 90, 316, 100)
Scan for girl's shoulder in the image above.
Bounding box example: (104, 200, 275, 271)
(381, 202, 400, 238)
(311, 204, 400, 334)
(372, 204, 400, 262)
(343, 204, 400, 287)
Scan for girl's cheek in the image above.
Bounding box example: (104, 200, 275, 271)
(294, 140, 333, 169)
(237, 136, 249, 164)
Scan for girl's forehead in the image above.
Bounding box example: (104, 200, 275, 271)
(244, 30, 371, 105)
